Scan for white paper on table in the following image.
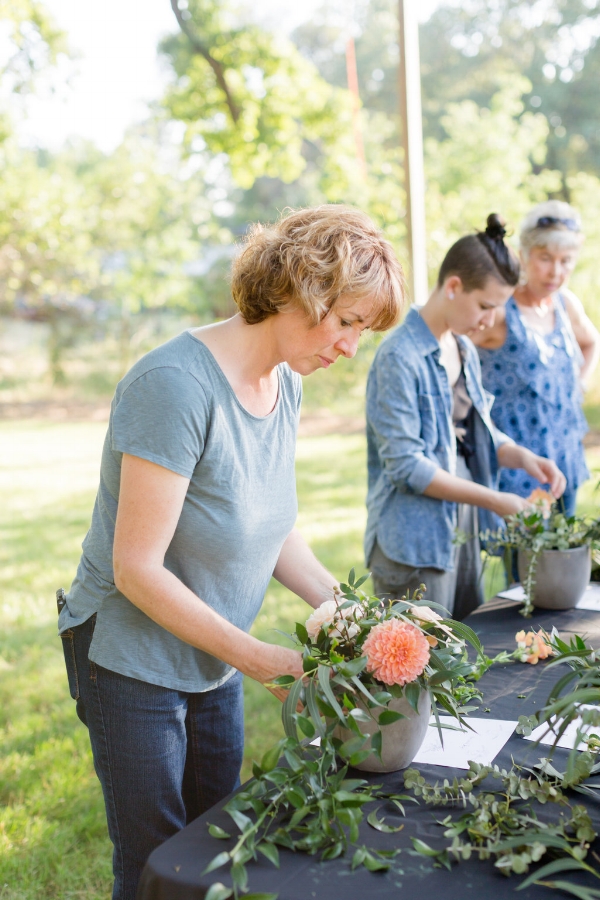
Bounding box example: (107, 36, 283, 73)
(576, 583, 600, 611)
(496, 582, 600, 609)
(523, 705, 600, 751)
(496, 585, 526, 602)
(411, 716, 517, 769)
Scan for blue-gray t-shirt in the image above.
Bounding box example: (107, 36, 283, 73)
(59, 331, 301, 692)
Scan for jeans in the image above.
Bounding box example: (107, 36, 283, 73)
(60, 614, 244, 900)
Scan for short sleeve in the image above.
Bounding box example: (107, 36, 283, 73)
(111, 367, 209, 478)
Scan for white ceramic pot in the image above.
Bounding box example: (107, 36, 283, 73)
(517, 545, 591, 610)
(333, 688, 431, 773)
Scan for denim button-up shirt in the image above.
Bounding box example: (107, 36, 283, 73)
(365, 306, 510, 571)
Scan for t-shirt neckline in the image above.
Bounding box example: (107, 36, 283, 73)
(184, 330, 281, 421)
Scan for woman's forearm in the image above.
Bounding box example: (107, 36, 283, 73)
(114, 563, 302, 684)
(422, 468, 500, 510)
(273, 528, 339, 609)
(580, 341, 600, 386)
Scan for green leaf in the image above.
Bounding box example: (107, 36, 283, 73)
(338, 656, 368, 677)
(352, 847, 367, 869)
(363, 853, 391, 872)
(260, 743, 282, 773)
(339, 735, 367, 759)
(444, 619, 483, 654)
(404, 681, 421, 714)
(295, 622, 309, 644)
(297, 714, 316, 738)
(411, 838, 442, 857)
(334, 789, 371, 806)
(231, 862, 248, 892)
(258, 843, 280, 868)
(367, 807, 405, 833)
(535, 883, 600, 900)
(243, 894, 279, 900)
(208, 823, 231, 839)
(371, 729, 383, 760)
(349, 749, 372, 766)
(517, 858, 593, 890)
(378, 709, 406, 726)
(285, 787, 306, 809)
(289, 806, 310, 828)
(318, 665, 345, 721)
(348, 567, 356, 586)
(305, 677, 325, 740)
(302, 655, 318, 673)
(205, 884, 233, 900)
(227, 808, 252, 833)
(281, 678, 305, 739)
(350, 675, 385, 707)
(202, 851, 231, 875)
(271, 675, 295, 686)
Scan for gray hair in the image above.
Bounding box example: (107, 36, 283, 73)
(520, 200, 583, 257)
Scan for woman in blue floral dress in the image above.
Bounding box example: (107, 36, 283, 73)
(475, 201, 599, 516)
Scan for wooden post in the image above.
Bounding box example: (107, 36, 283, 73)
(345, 37, 367, 177)
(398, 0, 428, 305)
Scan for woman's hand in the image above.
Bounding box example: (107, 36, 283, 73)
(490, 491, 530, 519)
(257, 644, 305, 703)
(520, 451, 566, 498)
(497, 444, 566, 499)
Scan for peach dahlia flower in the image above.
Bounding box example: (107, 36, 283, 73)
(362, 619, 430, 686)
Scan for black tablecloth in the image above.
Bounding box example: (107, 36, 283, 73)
(138, 599, 600, 900)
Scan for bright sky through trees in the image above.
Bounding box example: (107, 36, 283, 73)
(16, 0, 441, 152)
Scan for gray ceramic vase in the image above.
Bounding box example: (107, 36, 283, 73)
(517, 545, 591, 610)
(333, 688, 431, 773)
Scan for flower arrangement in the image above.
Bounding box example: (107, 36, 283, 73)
(202, 570, 488, 900)
(514, 628, 555, 665)
(482, 491, 600, 616)
(292, 570, 485, 744)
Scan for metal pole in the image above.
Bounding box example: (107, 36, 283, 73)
(398, 0, 428, 305)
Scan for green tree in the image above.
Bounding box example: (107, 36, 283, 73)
(0, 0, 67, 94)
(422, 78, 562, 277)
(419, 0, 600, 186)
(0, 127, 224, 381)
(159, 0, 358, 194)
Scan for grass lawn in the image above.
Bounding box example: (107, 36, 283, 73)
(0, 420, 598, 899)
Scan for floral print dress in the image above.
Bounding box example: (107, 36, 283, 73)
(478, 294, 588, 501)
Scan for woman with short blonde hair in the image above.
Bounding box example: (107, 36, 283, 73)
(59, 204, 404, 900)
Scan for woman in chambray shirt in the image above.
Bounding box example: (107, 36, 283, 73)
(365, 214, 566, 619)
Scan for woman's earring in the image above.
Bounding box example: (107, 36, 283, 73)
(518, 270, 527, 286)
(448, 292, 455, 300)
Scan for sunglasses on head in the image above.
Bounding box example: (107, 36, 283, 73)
(536, 216, 579, 231)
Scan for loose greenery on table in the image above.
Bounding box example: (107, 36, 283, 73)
(201, 570, 488, 900)
(483, 494, 600, 616)
(403, 758, 599, 895)
(202, 580, 600, 900)
(405, 630, 600, 900)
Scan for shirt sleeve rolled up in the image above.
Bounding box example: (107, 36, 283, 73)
(367, 348, 440, 495)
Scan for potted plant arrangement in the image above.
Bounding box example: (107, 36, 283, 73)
(483, 490, 600, 617)
(202, 570, 488, 899)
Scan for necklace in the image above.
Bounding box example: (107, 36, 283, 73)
(532, 298, 553, 318)
(516, 287, 553, 318)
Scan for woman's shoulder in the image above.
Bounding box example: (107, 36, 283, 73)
(115, 333, 215, 406)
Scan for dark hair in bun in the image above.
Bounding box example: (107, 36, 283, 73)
(437, 213, 520, 291)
